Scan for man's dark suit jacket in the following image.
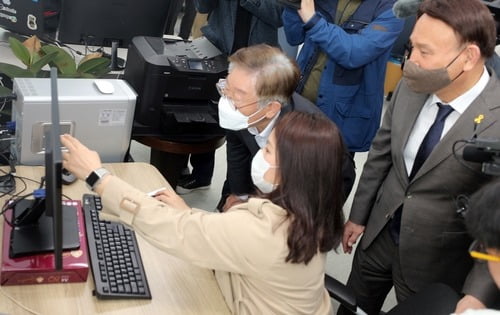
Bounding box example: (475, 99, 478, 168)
(349, 69, 500, 306)
(219, 92, 356, 209)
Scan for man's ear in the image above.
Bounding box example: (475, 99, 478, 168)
(463, 44, 482, 71)
(265, 101, 282, 118)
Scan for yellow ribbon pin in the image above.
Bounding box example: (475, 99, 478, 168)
(474, 114, 484, 124)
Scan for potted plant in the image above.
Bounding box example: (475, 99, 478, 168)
(0, 35, 112, 121)
(0, 35, 111, 88)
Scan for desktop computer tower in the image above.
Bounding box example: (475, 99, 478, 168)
(11, 78, 137, 165)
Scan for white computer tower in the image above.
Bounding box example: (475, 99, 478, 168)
(12, 78, 137, 165)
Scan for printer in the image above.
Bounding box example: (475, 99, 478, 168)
(123, 36, 228, 141)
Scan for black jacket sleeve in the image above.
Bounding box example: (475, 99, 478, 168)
(225, 130, 259, 196)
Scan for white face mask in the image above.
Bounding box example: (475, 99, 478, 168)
(251, 149, 278, 193)
(218, 96, 266, 131)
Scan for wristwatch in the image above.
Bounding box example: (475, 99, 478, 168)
(85, 168, 110, 191)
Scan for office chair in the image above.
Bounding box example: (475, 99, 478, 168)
(324, 274, 461, 315)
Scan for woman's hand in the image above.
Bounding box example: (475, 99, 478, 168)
(298, 0, 315, 23)
(61, 134, 103, 181)
(222, 194, 244, 212)
(154, 189, 191, 211)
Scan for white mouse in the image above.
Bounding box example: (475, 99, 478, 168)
(94, 80, 115, 94)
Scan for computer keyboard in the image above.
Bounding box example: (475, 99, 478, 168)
(82, 194, 151, 299)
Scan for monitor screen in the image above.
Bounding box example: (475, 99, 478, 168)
(0, 0, 59, 38)
(57, 0, 172, 48)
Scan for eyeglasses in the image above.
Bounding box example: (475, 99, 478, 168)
(469, 240, 500, 262)
(216, 79, 259, 111)
(400, 43, 413, 70)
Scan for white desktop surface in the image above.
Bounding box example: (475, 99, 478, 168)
(0, 163, 230, 315)
(0, 26, 127, 76)
(0, 28, 24, 68)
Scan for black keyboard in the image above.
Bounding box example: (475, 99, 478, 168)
(82, 194, 151, 299)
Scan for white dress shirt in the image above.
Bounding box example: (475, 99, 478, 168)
(238, 111, 281, 201)
(248, 111, 281, 148)
(403, 67, 490, 175)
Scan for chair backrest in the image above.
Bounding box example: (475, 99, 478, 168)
(324, 274, 357, 313)
(325, 275, 460, 315)
(386, 283, 460, 315)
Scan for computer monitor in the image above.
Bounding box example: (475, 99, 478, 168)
(0, 0, 59, 38)
(9, 69, 79, 268)
(57, 0, 173, 69)
(45, 67, 64, 268)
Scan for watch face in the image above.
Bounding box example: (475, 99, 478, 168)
(86, 171, 100, 187)
(86, 168, 109, 191)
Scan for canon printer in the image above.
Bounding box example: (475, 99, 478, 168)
(123, 36, 228, 141)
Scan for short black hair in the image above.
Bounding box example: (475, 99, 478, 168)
(466, 179, 500, 249)
(418, 0, 497, 58)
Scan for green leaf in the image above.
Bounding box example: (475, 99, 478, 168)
(31, 53, 42, 65)
(78, 73, 95, 78)
(41, 45, 77, 75)
(58, 73, 82, 78)
(77, 57, 110, 75)
(29, 51, 59, 74)
(0, 63, 33, 78)
(90, 66, 112, 78)
(79, 52, 104, 65)
(0, 85, 12, 97)
(36, 70, 51, 78)
(9, 37, 31, 67)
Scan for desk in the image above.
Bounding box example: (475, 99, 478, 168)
(1, 163, 230, 315)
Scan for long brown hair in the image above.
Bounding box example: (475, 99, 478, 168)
(268, 112, 345, 264)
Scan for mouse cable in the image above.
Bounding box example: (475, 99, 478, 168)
(0, 191, 33, 227)
(0, 174, 29, 219)
(0, 151, 16, 175)
(0, 93, 17, 102)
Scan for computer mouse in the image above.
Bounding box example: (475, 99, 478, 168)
(93, 80, 115, 94)
(62, 168, 77, 185)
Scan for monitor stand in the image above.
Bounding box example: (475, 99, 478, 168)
(110, 40, 125, 71)
(9, 199, 80, 258)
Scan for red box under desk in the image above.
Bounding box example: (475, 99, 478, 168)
(1, 200, 89, 285)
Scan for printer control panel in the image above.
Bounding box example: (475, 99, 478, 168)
(167, 56, 225, 73)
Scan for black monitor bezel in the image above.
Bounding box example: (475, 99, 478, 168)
(57, 0, 172, 49)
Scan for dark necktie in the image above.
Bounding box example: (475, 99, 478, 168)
(389, 102, 454, 244)
(408, 102, 455, 180)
